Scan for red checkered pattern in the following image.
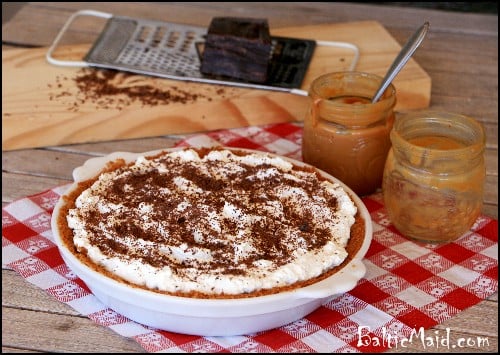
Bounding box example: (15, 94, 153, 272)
(2, 123, 498, 353)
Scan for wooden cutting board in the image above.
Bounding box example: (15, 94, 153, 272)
(2, 21, 431, 151)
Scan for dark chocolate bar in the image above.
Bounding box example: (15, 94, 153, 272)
(200, 17, 272, 83)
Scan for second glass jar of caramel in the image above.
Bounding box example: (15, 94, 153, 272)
(382, 110, 486, 243)
(302, 72, 396, 196)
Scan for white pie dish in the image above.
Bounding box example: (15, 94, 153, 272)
(51, 147, 373, 336)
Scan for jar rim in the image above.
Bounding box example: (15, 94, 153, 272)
(309, 71, 396, 107)
(391, 110, 486, 155)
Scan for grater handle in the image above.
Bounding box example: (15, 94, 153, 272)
(46, 9, 113, 67)
(289, 40, 360, 96)
(316, 40, 360, 72)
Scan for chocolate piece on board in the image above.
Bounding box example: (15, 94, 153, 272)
(200, 17, 272, 83)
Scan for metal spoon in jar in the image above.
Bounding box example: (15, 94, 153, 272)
(372, 22, 430, 103)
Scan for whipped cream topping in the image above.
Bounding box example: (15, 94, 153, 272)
(67, 148, 357, 296)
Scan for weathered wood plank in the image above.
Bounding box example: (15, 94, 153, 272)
(2, 269, 79, 315)
(2, 307, 145, 353)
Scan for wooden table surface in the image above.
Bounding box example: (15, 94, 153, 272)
(2, 2, 498, 353)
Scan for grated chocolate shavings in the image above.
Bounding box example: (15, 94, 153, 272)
(49, 68, 229, 112)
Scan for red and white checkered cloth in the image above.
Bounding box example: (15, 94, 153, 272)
(2, 123, 498, 352)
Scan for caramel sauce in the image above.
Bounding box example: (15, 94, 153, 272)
(409, 135, 465, 150)
(303, 94, 395, 196)
(302, 71, 396, 198)
(383, 114, 485, 243)
(328, 95, 372, 105)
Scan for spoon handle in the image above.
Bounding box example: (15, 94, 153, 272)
(372, 22, 430, 103)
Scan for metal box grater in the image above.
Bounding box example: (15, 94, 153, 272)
(84, 15, 209, 82)
(47, 10, 359, 94)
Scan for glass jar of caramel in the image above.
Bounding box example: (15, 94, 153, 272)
(302, 72, 396, 196)
(382, 110, 486, 243)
